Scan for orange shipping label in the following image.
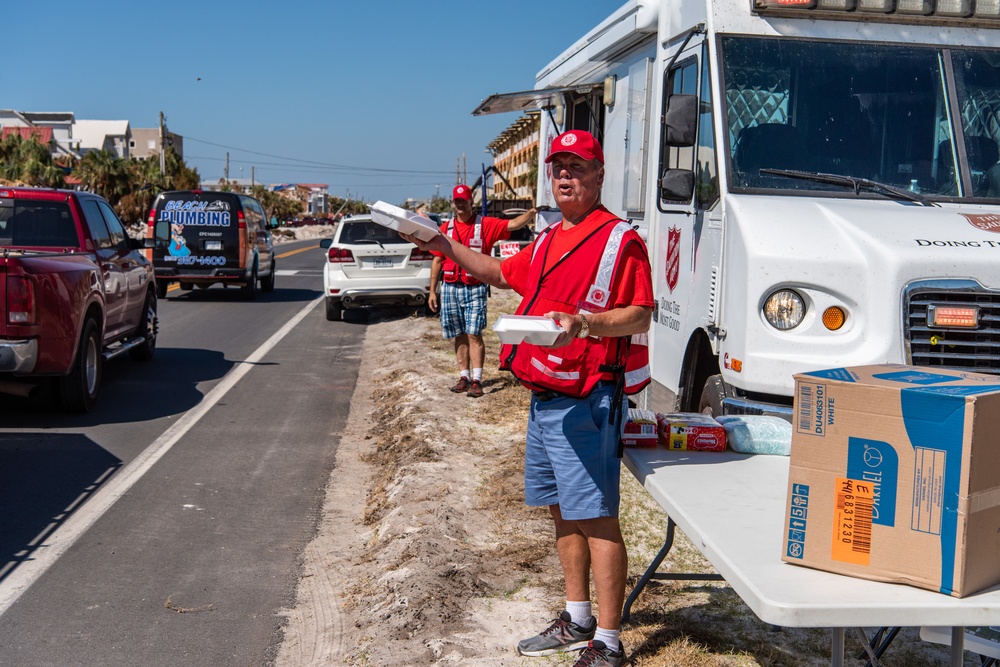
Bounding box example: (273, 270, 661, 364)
(831, 477, 875, 566)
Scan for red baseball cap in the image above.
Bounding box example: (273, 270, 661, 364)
(452, 184, 473, 201)
(544, 129, 605, 165)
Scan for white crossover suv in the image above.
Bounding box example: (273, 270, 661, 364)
(320, 214, 434, 321)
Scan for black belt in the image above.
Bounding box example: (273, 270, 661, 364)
(444, 281, 481, 288)
(532, 380, 616, 402)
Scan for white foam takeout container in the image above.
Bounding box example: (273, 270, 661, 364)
(369, 201, 441, 242)
(492, 314, 564, 346)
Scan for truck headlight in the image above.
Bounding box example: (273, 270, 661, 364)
(763, 289, 805, 330)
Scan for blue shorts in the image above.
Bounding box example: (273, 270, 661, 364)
(440, 282, 488, 339)
(524, 384, 625, 520)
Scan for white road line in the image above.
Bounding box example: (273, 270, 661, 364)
(0, 296, 324, 617)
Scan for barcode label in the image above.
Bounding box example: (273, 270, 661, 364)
(831, 477, 874, 566)
(796, 382, 825, 435)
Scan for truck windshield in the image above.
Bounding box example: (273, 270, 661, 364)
(721, 37, 1000, 200)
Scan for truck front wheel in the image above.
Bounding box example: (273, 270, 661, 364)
(129, 291, 157, 361)
(60, 318, 102, 413)
(698, 374, 727, 417)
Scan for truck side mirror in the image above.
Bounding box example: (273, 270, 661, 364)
(664, 94, 697, 147)
(660, 168, 695, 201)
(143, 237, 156, 249)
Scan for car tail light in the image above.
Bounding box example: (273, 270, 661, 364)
(409, 248, 435, 262)
(7, 276, 36, 325)
(328, 247, 355, 263)
(237, 210, 246, 229)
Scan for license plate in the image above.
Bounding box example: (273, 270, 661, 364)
(205, 240, 222, 250)
(372, 257, 392, 268)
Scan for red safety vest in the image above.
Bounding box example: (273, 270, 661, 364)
(500, 209, 651, 397)
(442, 217, 484, 285)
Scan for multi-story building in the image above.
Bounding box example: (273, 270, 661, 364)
(130, 127, 184, 161)
(486, 111, 540, 202)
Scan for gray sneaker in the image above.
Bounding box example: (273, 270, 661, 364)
(516, 611, 596, 656)
(572, 640, 627, 667)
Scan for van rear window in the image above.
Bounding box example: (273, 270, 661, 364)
(0, 200, 78, 247)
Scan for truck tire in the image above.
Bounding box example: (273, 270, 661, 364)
(260, 260, 276, 293)
(60, 317, 102, 413)
(129, 291, 157, 361)
(698, 374, 727, 417)
(241, 264, 258, 301)
(325, 298, 343, 321)
(155, 280, 168, 299)
(179, 281, 193, 291)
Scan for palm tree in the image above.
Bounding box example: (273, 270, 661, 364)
(75, 149, 129, 203)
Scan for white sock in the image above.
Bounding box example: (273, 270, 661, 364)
(460, 369, 470, 380)
(594, 627, 620, 651)
(472, 368, 483, 382)
(565, 600, 592, 627)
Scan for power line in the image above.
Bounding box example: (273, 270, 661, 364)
(184, 135, 454, 175)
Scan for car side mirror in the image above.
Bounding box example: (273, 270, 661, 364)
(663, 93, 697, 147)
(660, 168, 695, 201)
(127, 237, 144, 250)
(319, 238, 332, 249)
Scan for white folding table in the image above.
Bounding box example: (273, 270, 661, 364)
(622, 448, 1000, 667)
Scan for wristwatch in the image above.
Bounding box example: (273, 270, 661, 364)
(577, 314, 590, 339)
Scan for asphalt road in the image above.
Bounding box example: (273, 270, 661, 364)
(0, 239, 361, 666)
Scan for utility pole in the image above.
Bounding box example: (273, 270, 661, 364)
(225, 152, 230, 181)
(456, 158, 460, 186)
(462, 153, 467, 185)
(252, 166, 255, 189)
(158, 111, 166, 173)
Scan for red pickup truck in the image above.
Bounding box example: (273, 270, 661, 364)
(0, 187, 157, 412)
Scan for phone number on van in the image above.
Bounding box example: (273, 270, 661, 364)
(163, 255, 227, 266)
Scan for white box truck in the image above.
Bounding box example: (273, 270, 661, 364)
(474, 0, 1000, 418)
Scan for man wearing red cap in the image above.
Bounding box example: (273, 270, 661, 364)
(402, 129, 653, 667)
(428, 184, 535, 398)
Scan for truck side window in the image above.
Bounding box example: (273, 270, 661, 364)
(697, 47, 719, 209)
(96, 201, 127, 247)
(81, 200, 114, 250)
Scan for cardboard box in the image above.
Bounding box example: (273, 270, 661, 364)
(783, 364, 1000, 597)
(656, 413, 727, 451)
(623, 409, 657, 448)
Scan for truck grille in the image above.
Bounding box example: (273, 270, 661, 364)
(905, 282, 1000, 375)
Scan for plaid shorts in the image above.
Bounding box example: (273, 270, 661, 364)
(440, 282, 488, 339)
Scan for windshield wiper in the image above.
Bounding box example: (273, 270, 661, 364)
(353, 239, 386, 248)
(760, 168, 939, 207)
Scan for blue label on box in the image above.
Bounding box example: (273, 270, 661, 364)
(846, 437, 898, 527)
(872, 370, 956, 385)
(804, 368, 856, 382)
(786, 484, 810, 559)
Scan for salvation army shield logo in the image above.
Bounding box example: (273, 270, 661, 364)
(960, 213, 1000, 233)
(665, 226, 681, 293)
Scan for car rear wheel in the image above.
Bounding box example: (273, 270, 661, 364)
(260, 260, 275, 293)
(241, 265, 258, 301)
(325, 298, 343, 321)
(129, 291, 157, 361)
(59, 317, 101, 413)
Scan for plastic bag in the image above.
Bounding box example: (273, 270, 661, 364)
(715, 415, 792, 456)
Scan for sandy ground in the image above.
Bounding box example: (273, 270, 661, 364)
(269, 229, 969, 667)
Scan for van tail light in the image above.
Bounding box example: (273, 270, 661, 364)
(328, 247, 354, 263)
(7, 276, 36, 325)
(409, 248, 435, 262)
(237, 210, 246, 229)
(147, 208, 156, 226)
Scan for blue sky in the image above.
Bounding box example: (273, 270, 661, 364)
(8, 1, 618, 205)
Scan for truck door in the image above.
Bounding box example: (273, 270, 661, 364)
(96, 200, 147, 331)
(650, 40, 722, 411)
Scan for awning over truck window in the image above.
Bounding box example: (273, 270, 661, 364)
(472, 84, 602, 116)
